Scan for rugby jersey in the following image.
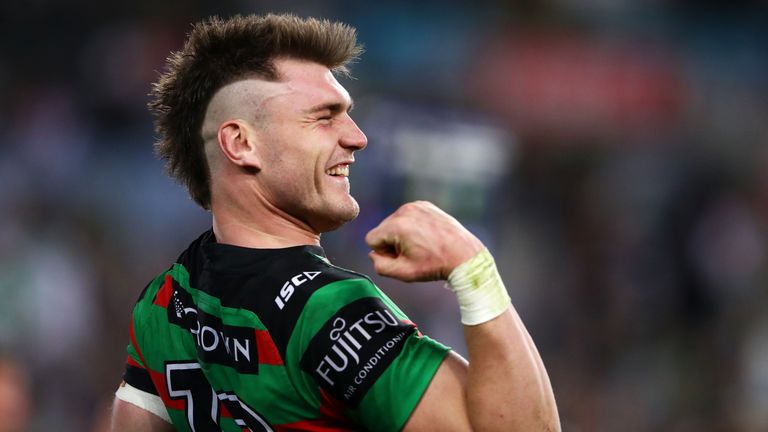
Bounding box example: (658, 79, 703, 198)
(122, 230, 449, 431)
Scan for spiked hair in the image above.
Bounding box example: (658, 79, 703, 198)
(148, 14, 363, 209)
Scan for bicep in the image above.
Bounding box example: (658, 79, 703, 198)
(402, 351, 472, 432)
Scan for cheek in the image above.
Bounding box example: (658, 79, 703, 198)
(264, 133, 329, 188)
(273, 158, 320, 195)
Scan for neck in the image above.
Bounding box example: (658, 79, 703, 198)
(210, 191, 321, 250)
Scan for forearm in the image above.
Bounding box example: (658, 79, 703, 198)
(448, 249, 559, 431)
(465, 308, 560, 431)
(365, 201, 560, 430)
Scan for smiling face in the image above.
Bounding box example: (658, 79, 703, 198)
(236, 58, 368, 233)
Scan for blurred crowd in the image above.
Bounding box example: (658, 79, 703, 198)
(0, 1, 766, 431)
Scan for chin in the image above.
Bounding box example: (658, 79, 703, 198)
(313, 200, 360, 233)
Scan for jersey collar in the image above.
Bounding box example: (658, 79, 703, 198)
(198, 229, 328, 273)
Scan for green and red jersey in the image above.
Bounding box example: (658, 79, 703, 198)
(123, 230, 449, 431)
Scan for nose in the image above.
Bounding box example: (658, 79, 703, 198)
(339, 114, 368, 151)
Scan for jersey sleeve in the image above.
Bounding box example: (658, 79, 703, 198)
(123, 314, 158, 396)
(122, 274, 166, 397)
(119, 297, 171, 424)
(291, 277, 450, 432)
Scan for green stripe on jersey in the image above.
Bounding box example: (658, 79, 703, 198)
(354, 334, 448, 431)
(131, 266, 321, 426)
(287, 277, 450, 430)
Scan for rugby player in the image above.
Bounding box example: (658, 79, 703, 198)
(110, 14, 560, 431)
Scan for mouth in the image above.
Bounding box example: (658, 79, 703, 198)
(325, 163, 350, 177)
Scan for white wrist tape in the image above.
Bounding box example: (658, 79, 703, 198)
(446, 248, 511, 326)
(115, 382, 172, 424)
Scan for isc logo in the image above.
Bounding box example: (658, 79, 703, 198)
(274, 271, 321, 310)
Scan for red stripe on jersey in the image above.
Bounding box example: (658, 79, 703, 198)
(126, 355, 143, 369)
(255, 330, 283, 365)
(273, 389, 355, 431)
(154, 274, 174, 308)
(129, 318, 181, 411)
(318, 388, 352, 425)
(129, 318, 149, 370)
(220, 403, 232, 418)
(148, 368, 184, 411)
(274, 419, 357, 432)
(402, 319, 423, 337)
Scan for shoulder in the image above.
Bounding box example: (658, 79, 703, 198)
(133, 230, 212, 306)
(234, 247, 371, 313)
(236, 250, 376, 360)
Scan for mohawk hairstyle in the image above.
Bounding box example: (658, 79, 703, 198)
(148, 14, 363, 209)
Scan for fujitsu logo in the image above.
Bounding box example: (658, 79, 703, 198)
(274, 271, 321, 310)
(314, 308, 400, 386)
(300, 297, 415, 406)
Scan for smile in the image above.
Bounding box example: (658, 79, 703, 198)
(326, 164, 349, 177)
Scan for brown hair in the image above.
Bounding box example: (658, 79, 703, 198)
(149, 14, 363, 209)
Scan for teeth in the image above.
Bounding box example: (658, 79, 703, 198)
(326, 164, 349, 177)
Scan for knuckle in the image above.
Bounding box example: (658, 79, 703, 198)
(397, 202, 415, 214)
(399, 201, 423, 216)
(405, 200, 437, 215)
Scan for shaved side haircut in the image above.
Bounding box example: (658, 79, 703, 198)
(149, 14, 363, 209)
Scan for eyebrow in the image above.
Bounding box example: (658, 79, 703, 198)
(303, 99, 355, 115)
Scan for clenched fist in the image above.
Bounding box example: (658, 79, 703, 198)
(365, 201, 484, 282)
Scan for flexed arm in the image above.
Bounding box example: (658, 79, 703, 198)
(366, 201, 560, 431)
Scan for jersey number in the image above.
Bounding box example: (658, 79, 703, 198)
(166, 362, 273, 432)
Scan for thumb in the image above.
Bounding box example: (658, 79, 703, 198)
(366, 225, 401, 258)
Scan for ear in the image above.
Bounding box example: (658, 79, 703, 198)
(217, 120, 261, 170)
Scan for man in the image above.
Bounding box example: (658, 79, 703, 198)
(111, 14, 559, 432)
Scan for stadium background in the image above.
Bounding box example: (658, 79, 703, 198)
(1, 0, 767, 430)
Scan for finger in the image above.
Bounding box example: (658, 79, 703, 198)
(365, 224, 395, 250)
(369, 251, 420, 282)
(369, 250, 404, 277)
(368, 250, 396, 275)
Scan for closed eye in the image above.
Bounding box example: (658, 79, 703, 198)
(305, 100, 354, 118)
